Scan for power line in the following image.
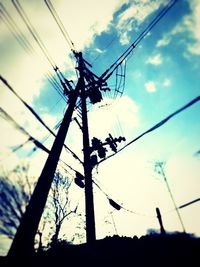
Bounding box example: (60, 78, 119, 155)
(0, 107, 79, 186)
(92, 178, 154, 218)
(0, 107, 50, 154)
(0, 3, 33, 55)
(44, 0, 76, 52)
(0, 75, 82, 164)
(99, 95, 200, 164)
(178, 198, 200, 210)
(100, 0, 178, 83)
(0, 2, 67, 102)
(12, 0, 56, 68)
(10, 0, 74, 98)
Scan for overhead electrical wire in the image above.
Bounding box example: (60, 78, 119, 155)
(0, 2, 67, 102)
(0, 107, 50, 154)
(0, 75, 82, 164)
(12, 0, 56, 68)
(98, 96, 200, 165)
(0, 107, 78, 177)
(178, 198, 200, 210)
(100, 0, 178, 83)
(0, 3, 33, 55)
(11, 138, 32, 154)
(92, 177, 154, 217)
(11, 0, 75, 98)
(44, 0, 76, 52)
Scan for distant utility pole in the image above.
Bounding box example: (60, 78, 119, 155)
(8, 58, 81, 258)
(156, 207, 166, 235)
(155, 161, 186, 233)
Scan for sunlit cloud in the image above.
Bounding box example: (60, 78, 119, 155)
(144, 81, 156, 93)
(162, 79, 171, 87)
(156, 36, 171, 47)
(145, 53, 163, 65)
(116, 0, 163, 45)
(156, 0, 200, 55)
(95, 48, 105, 54)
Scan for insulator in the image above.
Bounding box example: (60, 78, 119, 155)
(90, 154, 98, 167)
(118, 136, 126, 142)
(101, 86, 111, 92)
(110, 142, 117, 152)
(76, 171, 84, 180)
(108, 199, 121, 210)
(98, 146, 107, 158)
(75, 178, 85, 188)
(105, 137, 117, 152)
(88, 87, 102, 104)
(91, 137, 101, 150)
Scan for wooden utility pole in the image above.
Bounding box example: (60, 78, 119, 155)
(156, 207, 166, 235)
(79, 52, 96, 243)
(8, 73, 81, 258)
(8, 52, 97, 258)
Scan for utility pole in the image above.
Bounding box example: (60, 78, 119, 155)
(8, 71, 81, 258)
(79, 52, 96, 243)
(155, 161, 186, 233)
(156, 207, 166, 235)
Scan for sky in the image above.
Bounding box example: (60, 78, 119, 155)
(0, 0, 200, 255)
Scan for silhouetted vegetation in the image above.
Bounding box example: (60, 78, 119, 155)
(1, 232, 199, 267)
(0, 165, 81, 252)
(0, 165, 32, 240)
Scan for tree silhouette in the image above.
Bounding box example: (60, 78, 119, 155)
(0, 165, 81, 252)
(46, 171, 78, 246)
(0, 164, 32, 239)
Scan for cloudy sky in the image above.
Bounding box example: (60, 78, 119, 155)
(0, 0, 200, 255)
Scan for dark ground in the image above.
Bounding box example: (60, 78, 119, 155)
(1, 233, 199, 267)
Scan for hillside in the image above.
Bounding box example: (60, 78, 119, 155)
(1, 233, 199, 267)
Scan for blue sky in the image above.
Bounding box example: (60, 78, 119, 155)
(0, 0, 200, 255)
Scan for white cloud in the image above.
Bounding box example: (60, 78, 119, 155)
(156, 36, 171, 47)
(156, 0, 200, 55)
(144, 81, 156, 93)
(186, 0, 200, 55)
(145, 53, 163, 65)
(163, 78, 171, 87)
(116, 0, 163, 45)
(0, 0, 126, 104)
(0, 0, 127, 174)
(88, 95, 140, 140)
(95, 48, 105, 54)
(132, 70, 142, 79)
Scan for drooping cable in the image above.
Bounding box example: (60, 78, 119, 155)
(0, 75, 82, 164)
(92, 178, 154, 217)
(99, 95, 200, 164)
